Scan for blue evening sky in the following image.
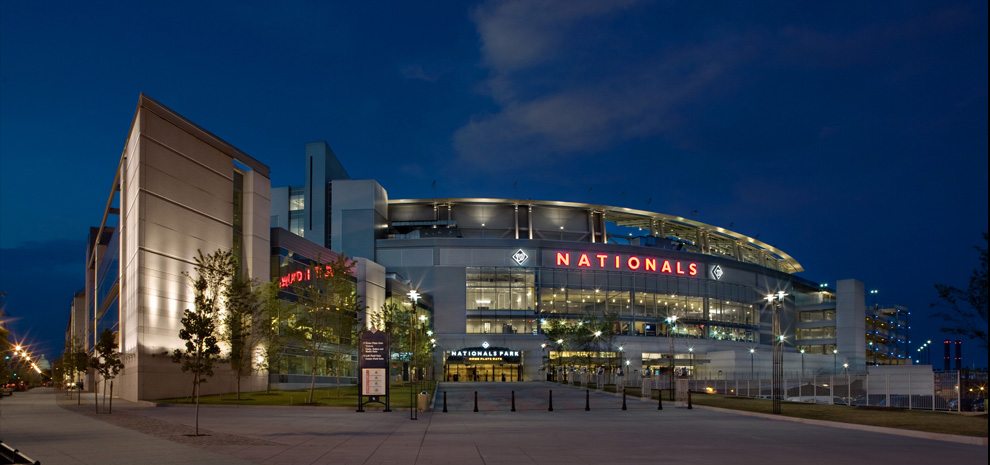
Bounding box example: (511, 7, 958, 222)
(1, 0, 986, 364)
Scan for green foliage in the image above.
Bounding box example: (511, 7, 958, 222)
(170, 249, 233, 434)
(90, 329, 124, 413)
(376, 299, 433, 377)
(90, 329, 124, 381)
(222, 270, 263, 398)
(288, 254, 362, 404)
(933, 232, 988, 349)
(255, 280, 288, 393)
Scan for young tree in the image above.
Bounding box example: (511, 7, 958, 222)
(222, 272, 261, 400)
(255, 280, 287, 394)
(63, 338, 90, 405)
(933, 232, 989, 349)
(289, 255, 361, 404)
(171, 249, 233, 435)
(90, 329, 124, 413)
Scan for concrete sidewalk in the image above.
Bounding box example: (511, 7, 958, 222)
(1, 385, 985, 465)
(1, 389, 254, 465)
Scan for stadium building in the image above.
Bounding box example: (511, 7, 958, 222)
(73, 96, 913, 401)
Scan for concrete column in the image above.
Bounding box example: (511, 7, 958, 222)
(836, 279, 866, 373)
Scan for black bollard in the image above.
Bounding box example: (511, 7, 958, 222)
(511, 390, 516, 412)
(622, 389, 628, 411)
(548, 389, 554, 412)
(688, 390, 693, 410)
(585, 389, 590, 411)
(657, 389, 663, 411)
(474, 391, 479, 412)
(443, 391, 448, 413)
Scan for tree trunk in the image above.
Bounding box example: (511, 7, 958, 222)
(95, 378, 100, 414)
(308, 350, 318, 404)
(236, 368, 242, 400)
(194, 374, 201, 436)
(109, 379, 114, 414)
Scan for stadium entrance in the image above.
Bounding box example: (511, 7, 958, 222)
(444, 346, 523, 382)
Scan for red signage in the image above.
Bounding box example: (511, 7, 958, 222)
(553, 251, 699, 276)
(279, 265, 336, 288)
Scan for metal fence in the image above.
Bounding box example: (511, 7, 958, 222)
(626, 370, 987, 412)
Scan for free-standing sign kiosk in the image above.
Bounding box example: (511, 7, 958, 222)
(357, 330, 390, 412)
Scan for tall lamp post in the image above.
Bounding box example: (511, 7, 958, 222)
(407, 289, 420, 421)
(842, 362, 850, 406)
(665, 315, 678, 393)
(800, 348, 806, 398)
(832, 348, 838, 374)
(749, 348, 756, 380)
(766, 291, 786, 415)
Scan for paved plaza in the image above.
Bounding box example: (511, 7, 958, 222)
(1, 384, 985, 465)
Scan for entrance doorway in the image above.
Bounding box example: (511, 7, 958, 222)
(445, 346, 523, 382)
(445, 362, 522, 382)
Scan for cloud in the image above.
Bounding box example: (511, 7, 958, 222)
(472, 0, 638, 74)
(453, 0, 757, 170)
(455, 23, 753, 168)
(400, 64, 441, 82)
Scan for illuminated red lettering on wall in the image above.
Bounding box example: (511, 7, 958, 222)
(278, 264, 340, 288)
(550, 250, 702, 278)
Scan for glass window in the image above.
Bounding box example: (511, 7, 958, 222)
(289, 188, 305, 211)
(289, 210, 305, 237)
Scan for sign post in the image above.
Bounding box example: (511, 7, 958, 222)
(357, 330, 390, 412)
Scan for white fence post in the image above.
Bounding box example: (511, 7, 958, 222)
(908, 371, 912, 410)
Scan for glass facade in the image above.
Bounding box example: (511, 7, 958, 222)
(270, 246, 359, 381)
(463, 266, 760, 342)
(466, 267, 536, 334)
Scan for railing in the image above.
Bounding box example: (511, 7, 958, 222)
(629, 371, 984, 412)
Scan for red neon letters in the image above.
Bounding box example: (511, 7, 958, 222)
(279, 264, 336, 288)
(555, 251, 699, 277)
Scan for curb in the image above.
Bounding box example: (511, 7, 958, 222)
(694, 404, 988, 446)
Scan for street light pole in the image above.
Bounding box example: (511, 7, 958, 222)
(832, 348, 838, 374)
(767, 291, 786, 415)
(749, 348, 755, 380)
(666, 315, 677, 394)
(407, 289, 420, 421)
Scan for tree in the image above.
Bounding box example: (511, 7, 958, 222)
(171, 249, 233, 435)
(255, 280, 288, 394)
(63, 338, 90, 405)
(377, 300, 432, 383)
(90, 329, 124, 413)
(288, 255, 361, 404)
(933, 232, 989, 349)
(222, 271, 262, 400)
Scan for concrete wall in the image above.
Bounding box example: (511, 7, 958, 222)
(113, 96, 271, 401)
(836, 279, 866, 373)
(330, 179, 387, 261)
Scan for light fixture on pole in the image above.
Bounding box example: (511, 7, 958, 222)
(832, 348, 838, 374)
(766, 291, 787, 415)
(407, 289, 420, 421)
(665, 315, 678, 395)
(749, 348, 756, 380)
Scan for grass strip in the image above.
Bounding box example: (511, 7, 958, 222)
(691, 395, 987, 437)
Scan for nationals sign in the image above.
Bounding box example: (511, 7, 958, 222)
(549, 251, 700, 277)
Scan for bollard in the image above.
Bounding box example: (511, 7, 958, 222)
(622, 389, 628, 411)
(511, 390, 516, 412)
(688, 390, 693, 410)
(474, 391, 479, 412)
(443, 391, 448, 413)
(657, 389, 663, 411)
(585, 389, 590, 411)
(548, 389, 554, 412)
